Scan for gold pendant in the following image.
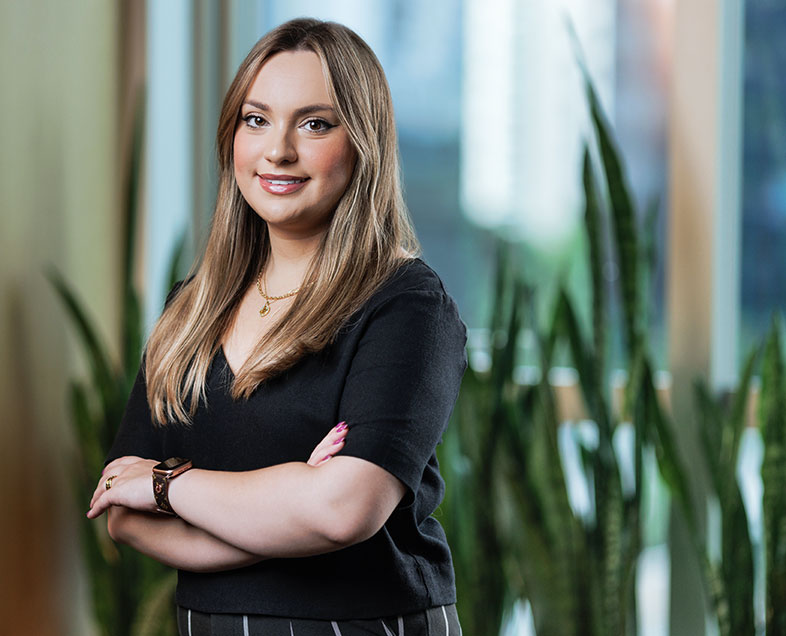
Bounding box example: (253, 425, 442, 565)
(259, 300, 271, 317)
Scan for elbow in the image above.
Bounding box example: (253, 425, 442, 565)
(320, 506, 385, 549)
(106, 507, 129, 544)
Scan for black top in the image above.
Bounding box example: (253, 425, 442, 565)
(106, 258, 468, 620)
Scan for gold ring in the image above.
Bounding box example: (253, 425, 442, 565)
(105, 475, 117, 490)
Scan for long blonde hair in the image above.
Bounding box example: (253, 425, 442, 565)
(145, 18, 419, 425)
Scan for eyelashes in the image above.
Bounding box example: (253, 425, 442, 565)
(303, 118, 337, 133)
(241, 114, 337, 133)
(242, 114, 266, 129)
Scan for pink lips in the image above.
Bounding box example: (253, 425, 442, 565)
(258, 173, 310, 195)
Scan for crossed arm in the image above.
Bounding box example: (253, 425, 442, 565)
(88, 424, 406, 573)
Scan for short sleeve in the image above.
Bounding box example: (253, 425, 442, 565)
(337, 289, 467, 503)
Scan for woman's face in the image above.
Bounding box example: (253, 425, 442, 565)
(233, 50, 356, 241)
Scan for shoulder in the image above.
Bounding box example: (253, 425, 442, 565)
(368, 258, 452, 306)
(353, 258, 466, 345)
(164, 275, 195, 308)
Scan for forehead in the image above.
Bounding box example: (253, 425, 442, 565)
(245, 50, 332, 108)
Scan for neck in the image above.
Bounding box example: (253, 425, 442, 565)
(263, 229, 324, 293)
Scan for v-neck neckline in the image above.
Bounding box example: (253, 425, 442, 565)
(217, 345, 238, 379)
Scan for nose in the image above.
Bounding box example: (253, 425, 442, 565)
(264, 126, 297, 165)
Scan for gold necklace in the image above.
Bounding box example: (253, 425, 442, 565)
(256, 271, 303, 317)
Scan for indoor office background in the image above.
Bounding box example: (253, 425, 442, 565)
(1, 0, 784, 634)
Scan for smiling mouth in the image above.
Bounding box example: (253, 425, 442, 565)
(259, 174, 309, 184)
(265, 178, 307, 185)
(257, 174, 310, 195)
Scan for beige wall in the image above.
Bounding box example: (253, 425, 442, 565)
(0, 2, 121, 633)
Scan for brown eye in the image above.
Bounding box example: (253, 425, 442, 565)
(243, 114, 266, 129)
(303, 119, 335, 133)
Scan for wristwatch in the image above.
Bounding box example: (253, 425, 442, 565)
(152, 457, 193, 516)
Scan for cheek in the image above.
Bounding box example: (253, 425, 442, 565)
(309, 140, 356, 184)
(233, 131, 255, 176)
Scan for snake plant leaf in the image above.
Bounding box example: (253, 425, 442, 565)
(721, 486, 755, 636)
(582, 144, 607, 386)
(69, 381, 103, 483)
(556, 290, 613, 447)
(759, 316, 786, 634)
(504, 368, 584, 635)
(622, 345, 645, 428)
(640, 360, 699, 538)
(491, 241, 512, 336)
(640, 195, 660, 325)
(693, 379, 724, 495)
(642, 362, 734, 629)
(47, 268, 118, 413)
(586, 85, 640, 361)
(717, 346, 759, 505)
(599, 477, 626, 635)
(688, 353, 757, 636)
(619, 386, 647, 631)
(571, 40, 641, 362)
(443, 398, 507, 636)
(490, 274, 525, 407)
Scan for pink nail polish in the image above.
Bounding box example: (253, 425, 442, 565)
(333, 439, 343, 445)
(322, 455, 332, 462)
(336, 422, 347, 432)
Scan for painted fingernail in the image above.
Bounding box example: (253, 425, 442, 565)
(336, 422, 347, 432)
(322, 455, 332, 462)
(333, 439, 343, 445)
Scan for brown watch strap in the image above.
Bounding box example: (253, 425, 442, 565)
(152, 472, 177, 515)
(152, 458, 193, 516)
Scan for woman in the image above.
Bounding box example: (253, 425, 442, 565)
(88, 17, 466, 635)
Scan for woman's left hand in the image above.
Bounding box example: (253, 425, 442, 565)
(87, 456, 159, 519)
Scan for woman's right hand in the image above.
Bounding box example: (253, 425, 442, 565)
(307, 421, 348, 466)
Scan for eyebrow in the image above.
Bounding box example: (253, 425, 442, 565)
(242, 100, 336, 118)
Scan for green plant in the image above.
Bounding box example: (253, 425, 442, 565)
(438, 247, 525, 636)
(440, 58, 665, 634)
(760, 316, 786, 634)
(48, 95, 186, 636)
(441, 41, 786, 635)
(439, 32, 724, 631)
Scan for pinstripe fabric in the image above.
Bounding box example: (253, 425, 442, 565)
(176, 604, 460, 635)
(381, 620, 395, 636)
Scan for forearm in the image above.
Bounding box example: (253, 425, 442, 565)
(108, 506, 264, 573)
(93, 449, 403, 560)
(166, 461, 351, 558)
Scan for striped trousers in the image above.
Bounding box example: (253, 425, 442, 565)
(176, 604, 461, 636)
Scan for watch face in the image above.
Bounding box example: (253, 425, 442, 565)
(155, 457, 190, 472)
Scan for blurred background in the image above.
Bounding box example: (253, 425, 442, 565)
(1, 0, 784, 634)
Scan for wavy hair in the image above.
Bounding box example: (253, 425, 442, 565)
(144, 18, 419, 424)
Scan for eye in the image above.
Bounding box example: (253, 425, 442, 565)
(302, 118, 336, 133)
(242, 114, 267, 129)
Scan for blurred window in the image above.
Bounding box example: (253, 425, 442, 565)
(740, 1, 786, 357)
